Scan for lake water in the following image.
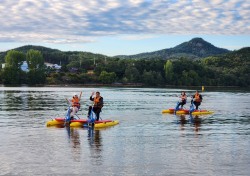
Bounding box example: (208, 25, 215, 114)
(0, 86, 249, 176)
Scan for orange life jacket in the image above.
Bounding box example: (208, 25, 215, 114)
(71, 97, 80, 108)
(194, 93, 201, 102)
(94, 96, 101, 105)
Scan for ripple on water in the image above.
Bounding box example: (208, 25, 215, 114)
(0, 87, 249, 175)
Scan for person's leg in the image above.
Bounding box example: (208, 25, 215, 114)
(88, 106, 92, 118)
(93, 107, 101, 121)
(70, 107, 74, 118)
(176, 102, 181, 109)
(197, 102, 201, 110)
(95, 109, 101, 121)
(194, 101, 198, 110)
(180, 101, 185, 109)
(74, 107, 79, 115)
(70, 107, 78, 119)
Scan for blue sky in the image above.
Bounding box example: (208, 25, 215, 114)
(0, 0, 249, 56)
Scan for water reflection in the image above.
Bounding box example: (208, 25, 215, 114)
(88, 128, 102, 151)
(66, 127, 81, 162)
(190, 115, 202, 132)
(175, 114, 203, 132)
(3, 90, 48, 111)
(0, 87, 249, 176)
(177, 114, 188, 130)
(88, 128, 103, 166)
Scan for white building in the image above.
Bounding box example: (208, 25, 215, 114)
(2, 61, 28, 72)
(2, 62, 61, 71)
(45, 62, 61, 70)
(21, 61, 29, 72)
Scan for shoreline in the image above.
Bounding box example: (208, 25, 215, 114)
(0, 83, 249, 91)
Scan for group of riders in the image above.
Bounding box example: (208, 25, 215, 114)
(68, 90, 202, 121)
(69, 91, 103, 121)
(176, 90, 203, 110)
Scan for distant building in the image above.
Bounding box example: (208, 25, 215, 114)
(1, 61, 29, 72)
(2, 62, 61, 72)
(52, 64, 62, 69)
(69, 67, 78, 73)
(21, 61, 29, 72)
(45, 62, 61, 70)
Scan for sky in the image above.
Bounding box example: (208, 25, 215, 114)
(0, 0, 249, 56)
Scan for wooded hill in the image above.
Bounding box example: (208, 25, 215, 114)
(0, 38, 249, 87)
(202, 47, 250, 86)
(116, 38, 230, 59)
(0, 38, 231, 63)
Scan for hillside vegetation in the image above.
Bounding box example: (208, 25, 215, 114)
(0, 38, 249, 87)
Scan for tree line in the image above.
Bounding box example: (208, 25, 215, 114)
(0, 47, 249, 87)
(0, 49, 46, 85)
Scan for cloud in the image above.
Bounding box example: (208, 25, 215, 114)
(0, 0, 249, 44)
(118, 34, 159, 40)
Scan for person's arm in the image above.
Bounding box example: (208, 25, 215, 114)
(66, 98, 72, 105)
(90, 96, 94, 101)
(90, 92, 95, 101)
(79, 91, 82, 101)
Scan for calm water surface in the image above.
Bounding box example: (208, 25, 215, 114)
(0, 87, 249, 176)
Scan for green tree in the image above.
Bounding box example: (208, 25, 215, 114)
(99, 71, 116, 84)
(26, 49, 46, 84)
(2, 50, 25, 84)
(142, 70, 153, 85)
(124, 64, 140, 83)
(164, 60, 174, 83)
(26, 49, 44, 69)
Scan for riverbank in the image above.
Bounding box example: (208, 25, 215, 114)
(1, 83, 249, 92)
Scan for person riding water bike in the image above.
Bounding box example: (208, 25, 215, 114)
(88, 91, 103, 121)
(176, 91, 187, 109)
(191, 90, 202, 110)
(70, 92, 82, 119)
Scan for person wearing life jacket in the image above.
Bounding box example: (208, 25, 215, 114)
(176, 91, 187, 109)
(70, 92, 82, 118)
(88, 91, 103, 121)
(191, 90, 203, 110)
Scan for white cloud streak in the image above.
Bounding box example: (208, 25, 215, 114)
(0, 0, 249, 43)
